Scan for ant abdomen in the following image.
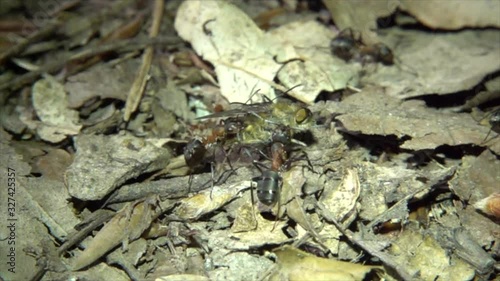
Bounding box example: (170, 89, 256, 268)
(254, 170, 281, 206)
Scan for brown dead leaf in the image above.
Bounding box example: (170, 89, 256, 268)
(324, 1, 500, 37)
(34, 148, 73, 182)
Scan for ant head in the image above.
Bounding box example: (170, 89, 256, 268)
(184, 138, 206, 167)
(375, 43, 394, 65)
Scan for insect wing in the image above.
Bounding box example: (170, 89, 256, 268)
(196, 102, 273, 120)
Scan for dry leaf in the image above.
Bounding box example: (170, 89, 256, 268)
(366, 29, 500, 100)
(173, 181, 251, 220)
(323, 0, 398, 43)
(174, 1, 282, 103)
(387, 230, 475, 281)
(66, 134, 171, 201)
(319, 168, 360, 226)
(400, 0, 500, 29)
(320, 89, 500, 154)
(70, 197, 160, 271)
(271, 246, 383, 281)
(32, 75, 82, 142)
(175, 2, 355, 104)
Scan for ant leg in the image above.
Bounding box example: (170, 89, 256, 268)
(222, 145, 236, 177)
(256, 148, 270, 161)
(209, 163, 215, 200)
(216, 168, 237, 185)
(249, 180, 258, 230)
(482, 128, 494, 144)
(284, 150, 314, 172)
(252, 160, 268, 174)
(208, 144, 225, 199)
(299, 150, 315, 173)
(214, 147, 238, 186)
(271, 181, 282, 232)
(187, 173, 193, 194)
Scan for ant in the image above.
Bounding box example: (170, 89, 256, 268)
(183, 118, 245, 194)
(330, 28, 394, 66)
(250, 142, 313, 231)
(184, 117, 245, 167)
(482, 108, 500, 143)
(253, 142, 287, 206)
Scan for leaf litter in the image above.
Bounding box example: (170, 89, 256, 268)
(0, 1, 499, 281)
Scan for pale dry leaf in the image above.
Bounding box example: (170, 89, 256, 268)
(271, 246, 383, 281)
(326, 89, 500, 154)
(70, 198, 160, 271)
(174, 1, 283, 103)
(173, 181, 251, 220)
(224, 215, 289, 248)
(319, 168, 360, 226)
(175, 2, 355, 104)
(231, 201, 258, 233)
(32, 75, 82, 142)
(268, 20, 358, 103)
(366, 29, 500, 99)
(400, 0, 500, 29)
(66, 134, 172, 200)
(323, 0, 399, 44)
(387, 231, 475, 281)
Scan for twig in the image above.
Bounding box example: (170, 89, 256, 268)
(0, 36, 180, 94)
(0, 20, 61, 65)
(123, 0, 164, 121)
(0, 0, 126, 65)
(317, 203, 414, 281)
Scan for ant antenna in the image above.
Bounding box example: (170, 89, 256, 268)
(274, 57, 305, 79)
(274, 84, 303, 101)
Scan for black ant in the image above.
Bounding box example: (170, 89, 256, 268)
(250, 142, 313, 231)
(330, 28, 394, 66)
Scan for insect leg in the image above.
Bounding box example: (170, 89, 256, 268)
(209, 162, 215, 200)
(482, 128, 494, 144)
(271, 178, 282, 232)
(187, 173, 194, 194)
(249, 180, 258, 230)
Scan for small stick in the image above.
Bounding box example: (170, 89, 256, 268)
(123, 0, 164, 121)
(0, 36, 181, 93)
